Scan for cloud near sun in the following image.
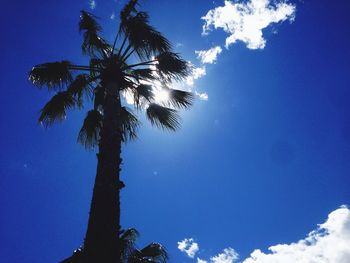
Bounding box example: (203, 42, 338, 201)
(201, 0, 296, 49)
(187, 0, 296, 101)
(178, 206, 350, 263)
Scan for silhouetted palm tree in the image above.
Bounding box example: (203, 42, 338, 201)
(61, 228, 168, 263)
(121, 228, 168, 263)
(29, 1, 192, 262)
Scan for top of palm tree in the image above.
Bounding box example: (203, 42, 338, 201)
(120, 228, 168, 263)
(61, 228, 168, 263)
(29, 0, 193, 148)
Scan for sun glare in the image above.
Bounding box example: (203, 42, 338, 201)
(153, 88, 169, 104)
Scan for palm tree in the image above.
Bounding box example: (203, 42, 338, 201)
(29, 1, 192, 262)
(121, 228, 168, 263)
(62, 228, 168, 263)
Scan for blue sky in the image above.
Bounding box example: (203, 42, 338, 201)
(1, 0, 350, 262)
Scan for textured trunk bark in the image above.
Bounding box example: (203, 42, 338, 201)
(83, 81, 122, 263)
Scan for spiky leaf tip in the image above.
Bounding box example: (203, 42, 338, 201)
(39, 91, 76, 127)
(146, 103, 180, 131)
(156, 52, 190, 81)
(168, 89, 194, 109)
(77, 109, 103, 148)
(120, 107, 140, 142)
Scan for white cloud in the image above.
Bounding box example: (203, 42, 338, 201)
(214, 248, 239, 263)
(178, 238, 200, 258)
(202, 0, 296, 49)
(89, 0, 96, 10)
(189, 206, 350, 263)
(184, 64, 209, 100)
(242, 206, 350, 263)
(195, 91, 209, 101)
(195, 46, 223, 64)
(197, 248, 239, 263)
(110, 12, 115, 20)
(122, 89, 135, 105)
(186, 65, 206, 86)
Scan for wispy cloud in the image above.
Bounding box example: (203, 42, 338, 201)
(178, 238, 200, 258)
(176, 43, 184, 48)
(181, 206, 350, 263)
(186, 65, 206, 87)
(202, 0, 296, 49)
(198, 248, 239, 263)
(195, 91, 209, 101)
(185, 64, 208, 100)
(89, 0, 96, 10)
(110, 12, 116, 20)
(195, 46, 222, 64)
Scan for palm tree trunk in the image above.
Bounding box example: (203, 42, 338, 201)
(84, 81, 122, 263)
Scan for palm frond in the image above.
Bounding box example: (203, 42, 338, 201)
(120, 107, 140, 142)
(156, 52, 190, 81)
(120, 228, 140, 243)
(60, 247, 84, 263)
(90, 58, 104, 68)
(120, 0, 139, 21)
(79, 10, 101, 33)
(146, 103, 180, 131)
(67, 74, 94, 107)
(39, 91, 76, 127)
(130, 68, 156, 82)
(79, 11, 110, 56)
(140, 243, 168, 263)
(120, 228, 139, 263)
(133, 84, 154, 108)
(29, 61, 73, 90)
(120, 12, 171, 59)
(82, 32, 110, 56)
(77, 109, 103, 148)
(89, 58, 103, 78)
(167, 89, 194, 109)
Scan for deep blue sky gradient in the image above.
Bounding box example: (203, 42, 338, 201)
(1, 0, 350, 262)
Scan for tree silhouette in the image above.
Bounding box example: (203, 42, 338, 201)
(61, 228, 168, 263)
(29, 1, 192, 262)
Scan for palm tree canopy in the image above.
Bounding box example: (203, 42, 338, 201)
(61, 228, 168, 263)
(120, 228, 168, 263)
(29, 0, 193, 148)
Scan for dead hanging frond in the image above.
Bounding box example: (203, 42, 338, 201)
(39, 91, 76, 127)
(146, 103, 180, 131)
(77, 109, 103, 148)
(120, 107, 140, 142)
(156, 52, 190, 81)
(29, 61, 73, 90)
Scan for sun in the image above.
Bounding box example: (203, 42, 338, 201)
(153, 88, 169, 104)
